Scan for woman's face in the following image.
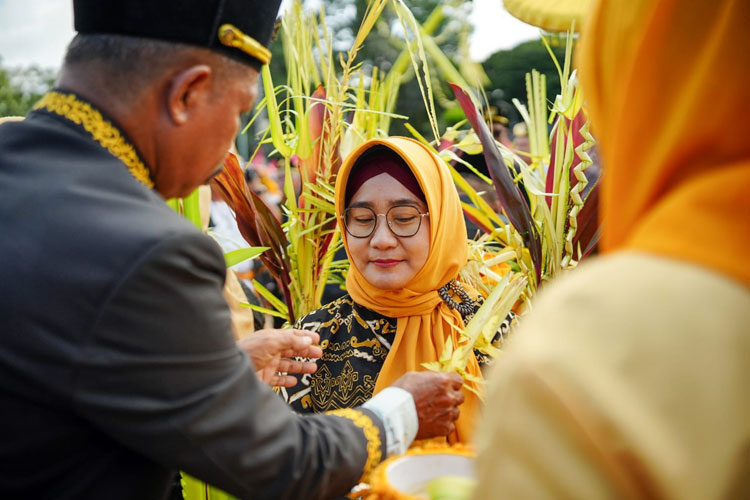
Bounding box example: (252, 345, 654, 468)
(345, 172, 430, 290)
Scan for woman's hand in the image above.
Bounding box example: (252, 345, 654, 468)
(236, 329, 322, 387)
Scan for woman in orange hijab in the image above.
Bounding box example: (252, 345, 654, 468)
(475, 0, 749, 497)
(283, 136, 502, 444)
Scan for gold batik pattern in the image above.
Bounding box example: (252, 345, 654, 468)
(34, 91, 154, 188)
(283, 294, 515, 413)
(285, 295, 396, 413)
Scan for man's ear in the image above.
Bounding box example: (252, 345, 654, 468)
(165, 64, 212, 125)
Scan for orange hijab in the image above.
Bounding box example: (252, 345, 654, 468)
(579, 0, 750, 285)
(335, 137, 481, 443)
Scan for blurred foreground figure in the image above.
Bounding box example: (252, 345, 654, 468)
(0, 1, 465, 499)
(476, 0, 749, 498)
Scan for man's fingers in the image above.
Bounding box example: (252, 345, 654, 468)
(278, 345, 322, 360)
(272, 374, 299, 388)
(435, 400, 462, 419)
(252, 329, 320, 349)
(280, 330, 321, 358)
(445, 422, 456, 436)
(453, 387, 465, 406)
(277, 330, 312, 350)
(291, 329, 320, 345)
(446, 372, 463, 390)
(277, 358, 317, 375)
(258, 370, 306, 388)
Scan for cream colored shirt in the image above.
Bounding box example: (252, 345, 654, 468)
(475, 253, 749, 499)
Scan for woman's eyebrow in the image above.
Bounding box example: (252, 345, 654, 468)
(348, 198, 422, 209)
(347, 201, 373, 209)
(390, 198, 421, 206)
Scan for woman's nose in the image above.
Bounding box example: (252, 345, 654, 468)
(369, 215, 398, 248)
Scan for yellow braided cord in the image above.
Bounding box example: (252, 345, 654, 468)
(327, 408, 382, 478)
(34, 92, 154, 188)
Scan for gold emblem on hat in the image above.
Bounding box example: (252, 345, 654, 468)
(218, 23, 272, 65)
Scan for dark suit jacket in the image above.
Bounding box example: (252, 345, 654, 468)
(0, 95, 385, 499)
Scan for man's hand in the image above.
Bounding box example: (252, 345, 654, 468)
(237, 329, 322, 388)
(391, 372, 465, 440)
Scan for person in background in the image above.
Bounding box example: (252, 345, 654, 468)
(475, 0, 749, 497)
(0, 2, 466, 499)
(511, 121, 530, 156)
(246, 159, 284, 220)
(491, 114, 512, 147)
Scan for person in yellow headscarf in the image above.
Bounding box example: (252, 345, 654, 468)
(283, 137, 514, 444)
(474, 0, 749, 497)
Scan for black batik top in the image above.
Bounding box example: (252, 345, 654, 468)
(282, 293, 516, 414)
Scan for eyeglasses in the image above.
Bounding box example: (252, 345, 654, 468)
(342, 205, 429, 238)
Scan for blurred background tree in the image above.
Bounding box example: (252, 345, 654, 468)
(483, 39, 566, 112)
(0, 57, 56, 117)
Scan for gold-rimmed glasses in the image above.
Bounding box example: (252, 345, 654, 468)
(342, 205, 429, 238)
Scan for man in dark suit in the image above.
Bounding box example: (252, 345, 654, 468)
(0, 1, 465, 498)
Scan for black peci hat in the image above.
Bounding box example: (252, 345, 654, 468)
(73, 0, 282, 69)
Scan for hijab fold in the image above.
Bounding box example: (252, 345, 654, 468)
(335, 137, 480, 443)
(579, 0, 750, 285)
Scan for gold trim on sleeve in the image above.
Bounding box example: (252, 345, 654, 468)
(33, 92, 154, 188)
(218, 23, 272, 65)
(327, 408, 383, 477)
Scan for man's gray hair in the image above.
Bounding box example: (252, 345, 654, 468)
(63, 34, 247, 99)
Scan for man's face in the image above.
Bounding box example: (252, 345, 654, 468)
(156, 65, 259, 199)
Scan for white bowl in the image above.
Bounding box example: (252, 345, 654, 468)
(385, 453, 476, 499)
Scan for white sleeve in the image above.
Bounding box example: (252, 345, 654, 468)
(362, 387, 418, 457)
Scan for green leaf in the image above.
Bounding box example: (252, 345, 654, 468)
(180, 473, 205, 500)
(261, 65, 293, 158)
(239, 302, 288, 320)
(165, 198, 181, 212)
(223, 247, 269, 268)
(180, 472, 240, 500)
(251, 279, 289, 318)
(182, 188, 203, 230)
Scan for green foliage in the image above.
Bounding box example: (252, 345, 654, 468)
(0, 57, 56, 117)
(482, 40, 567, 116)
(181, 472, 239, 500)
(223, 247, 269, 268)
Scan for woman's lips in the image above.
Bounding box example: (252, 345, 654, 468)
(372, 259, 402, 268)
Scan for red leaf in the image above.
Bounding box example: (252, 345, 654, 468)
(450, 83, 542, 285)
(299, 86, 326, 186)
(211, 152, 296, 323)
(571, 180, 601, 259)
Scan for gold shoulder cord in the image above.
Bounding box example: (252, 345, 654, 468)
(327, 408, 383, 477)
(34, 91, 154, 188)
